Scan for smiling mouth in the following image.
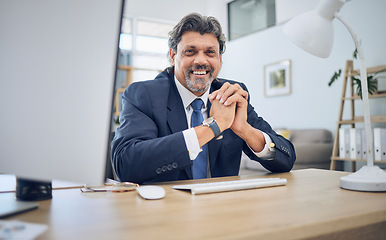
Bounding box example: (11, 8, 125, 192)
(192, 70, 209, 75)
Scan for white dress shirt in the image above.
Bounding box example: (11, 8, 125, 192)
(174, 77, 274, 162)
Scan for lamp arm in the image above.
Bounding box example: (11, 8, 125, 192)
(335, 13, 374, 166)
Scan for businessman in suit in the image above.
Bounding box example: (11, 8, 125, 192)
(112, 13, 296, 184)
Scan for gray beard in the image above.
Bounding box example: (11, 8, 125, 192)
(185, 66, 214, 93)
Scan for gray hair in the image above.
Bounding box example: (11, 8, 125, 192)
(168, 13, 226, 54)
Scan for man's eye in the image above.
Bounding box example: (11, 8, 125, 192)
(185, 49, 194, 55)
(206, 50, 216, 56)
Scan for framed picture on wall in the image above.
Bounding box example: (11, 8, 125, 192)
(264, 59, 291, 97)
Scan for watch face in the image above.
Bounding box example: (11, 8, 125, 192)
(203, 117, 214, 125)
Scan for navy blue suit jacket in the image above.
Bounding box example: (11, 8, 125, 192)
(112, 69, 296, 184)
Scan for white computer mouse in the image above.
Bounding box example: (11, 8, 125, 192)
(136, 186, 165, 200)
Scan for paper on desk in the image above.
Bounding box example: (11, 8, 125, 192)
(0, 220, 47, 240)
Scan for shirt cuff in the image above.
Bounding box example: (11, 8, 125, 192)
(248, 132, 275, 160)
(182, 128, 202, 160)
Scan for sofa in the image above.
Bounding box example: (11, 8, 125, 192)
(239, 129, 335, 175)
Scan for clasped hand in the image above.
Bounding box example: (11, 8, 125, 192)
(208, 82, 249, 135)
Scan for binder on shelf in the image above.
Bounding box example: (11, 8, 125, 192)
(339, 128, 350, 158)
(374, 128, 386, 161)
(350, 128, 362, 159)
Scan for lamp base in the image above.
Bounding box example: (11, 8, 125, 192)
(340, 165, 386, 192)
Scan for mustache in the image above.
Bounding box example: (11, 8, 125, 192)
(187, 64, 214, 72)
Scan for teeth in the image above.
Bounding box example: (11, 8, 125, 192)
(193, 71, 206, 75)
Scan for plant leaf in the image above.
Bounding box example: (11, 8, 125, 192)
(328, 69, 342, 86)
(356, 84, 362, 99)
(352, 76, 362, 98)
(353, 48, 358, 59)
(368, 77, 378, 95)
(352, 75, 379, 99)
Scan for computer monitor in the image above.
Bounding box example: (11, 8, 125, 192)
(0, 0, 124, 189)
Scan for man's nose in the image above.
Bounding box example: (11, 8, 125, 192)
(193, 51, 208, 65)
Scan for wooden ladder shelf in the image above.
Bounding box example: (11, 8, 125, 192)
(330, 60, 386, 171)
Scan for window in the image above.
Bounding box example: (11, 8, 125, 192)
(118, 18, 173, 79)
(135, 20, 171, 54)
(228, 0, 276, 40)
(119, 18, 132, 51)
(114, 18, 174, 117)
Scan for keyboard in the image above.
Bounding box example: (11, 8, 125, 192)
(172, 177, 287, 195)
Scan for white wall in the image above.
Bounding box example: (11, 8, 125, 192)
(276, 0, 319, 23)
(124, 0, 227, 26)
(123, 0, 228, 54)
(220, 0, 386, 135)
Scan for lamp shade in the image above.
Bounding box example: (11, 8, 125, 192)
(283, 0, 345, 58)
(283, 11, 334, 58)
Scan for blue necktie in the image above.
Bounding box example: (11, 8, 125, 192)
(190, 99, 208, 179)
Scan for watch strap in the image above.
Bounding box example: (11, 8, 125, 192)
(208, 119, 221, 138)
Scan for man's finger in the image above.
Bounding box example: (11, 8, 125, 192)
(219, 84, 240, 103)
(224, 93, 248, 106)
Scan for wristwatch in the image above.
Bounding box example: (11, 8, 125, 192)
(202, 117, 221, 139)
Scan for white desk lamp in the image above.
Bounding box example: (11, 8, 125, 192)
(283, 0, 386, 191)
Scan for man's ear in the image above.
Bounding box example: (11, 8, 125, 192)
(169, 49, 176, 66)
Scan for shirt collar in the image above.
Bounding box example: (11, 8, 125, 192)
(174, 76, 209, 110)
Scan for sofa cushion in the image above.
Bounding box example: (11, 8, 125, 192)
(276, 129, 291, 139)
(294, 143, 333, 164)
(289, 129, 332, 143)
(239, 128, 334, 175)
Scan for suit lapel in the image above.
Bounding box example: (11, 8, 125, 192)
(166, 71, 188, 133)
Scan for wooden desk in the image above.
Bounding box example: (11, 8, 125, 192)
(1, 169, 386, 240)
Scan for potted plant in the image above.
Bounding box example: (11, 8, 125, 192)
(328, 48, 385, 99)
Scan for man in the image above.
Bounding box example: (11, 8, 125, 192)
(112, 13, 296, 184)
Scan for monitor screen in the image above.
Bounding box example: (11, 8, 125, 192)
(0, 0, 124, 186)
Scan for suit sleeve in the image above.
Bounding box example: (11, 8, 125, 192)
(111, 83, 192, 184)
(239, 83, 296, 172)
